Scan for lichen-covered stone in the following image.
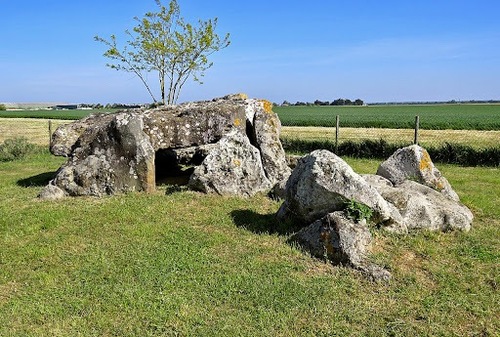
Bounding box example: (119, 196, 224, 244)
(44, 95, 289, 198)
(49, 112, 155, 197)
(290, 211, 391, 282)
(251, 100, 291, 184)
(277, 150, 406, 233)
(363, 174, 473, 232)
(188, 130, 272, 197)
(377, 145, 460, 201)
(50, 113, 116, 157)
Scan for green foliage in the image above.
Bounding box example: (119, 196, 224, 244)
(275, 104, 500, 130)
(0, 104, 6, 111)
(95, 0, 230, 105)
(343, 199, 373, 222)
(0, 137, 42, 162)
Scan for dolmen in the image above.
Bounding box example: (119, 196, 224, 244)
(39, 96, 473, 281)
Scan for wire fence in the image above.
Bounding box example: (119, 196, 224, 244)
(280, 115, 500, 166)
(281, 115, 500, 150)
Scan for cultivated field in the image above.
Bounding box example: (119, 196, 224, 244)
(281, 126, 500, 149)
(0, 109, 114, 120)
(275, 104, 500, 130)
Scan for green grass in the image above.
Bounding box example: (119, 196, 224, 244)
(0, 152, 498, 336)
(0, 109, 117, 120)
(275, 104, 500, 130)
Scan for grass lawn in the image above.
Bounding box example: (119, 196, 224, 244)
(0, 152, 498, 336)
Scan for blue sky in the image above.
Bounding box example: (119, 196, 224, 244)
(1, 0, 499, 104)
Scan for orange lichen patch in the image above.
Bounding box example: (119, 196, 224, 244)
(435, 180, 445, 190)
(233, 118, 241, 127)
(320, 230, 335, 255)
(419, 149, 433, 171)
(259, 99, 274, 113)
(233, 159, 241, 167)
(233, 93, 248, 100)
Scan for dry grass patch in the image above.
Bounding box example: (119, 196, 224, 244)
(0, 118, 70, 146)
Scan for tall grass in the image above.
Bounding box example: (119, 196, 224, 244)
(0, 152, 498, 336)
(0, 137, 46, 162)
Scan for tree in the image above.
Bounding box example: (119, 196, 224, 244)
(0, 104, 6, 111)
(95, 0, 230, 105)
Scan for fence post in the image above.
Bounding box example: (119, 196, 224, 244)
(335, 115, 340, 154)
(414, 115, 419, 145)
(48, 120, 52, 147)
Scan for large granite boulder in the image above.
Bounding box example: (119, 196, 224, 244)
(363, 174, 473, 232)
(50, 113, 116, 157)
(290, 211, 391, 281)
(188, 130, 272, 197)
(41, 112, 155, 197)
(277, 150, 406, 233)
(40, 95, 290, 199)
(376, 145, 460, 201)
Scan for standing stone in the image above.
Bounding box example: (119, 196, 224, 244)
(188, 130, 272, 197)
(376, 145, 460, 201)
(250, 99, 292, 185)
(43, 112, 155, 198)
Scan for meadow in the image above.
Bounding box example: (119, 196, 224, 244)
(274, 104, 500, 130)
(0, 149, 498, 336)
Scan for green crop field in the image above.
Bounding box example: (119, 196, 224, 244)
(274, 104, 500, 130)
(0, 109, 117, 120)
(3, 104, 500, 130)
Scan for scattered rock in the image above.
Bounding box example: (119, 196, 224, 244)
(377, 145, 460, 201)
(277, 150, 406, 233)
(364, 174, 473, 232)
(290, 211, 391, 282)
(38, 183, 66, 200)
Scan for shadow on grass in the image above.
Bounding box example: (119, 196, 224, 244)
(231, 209, 302, 236)
(17, 171, 57, 187)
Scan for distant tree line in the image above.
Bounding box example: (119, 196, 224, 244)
(78, 103, 143, 109)
(369, 99, 500, 105)
(280, 98, 365, 107)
